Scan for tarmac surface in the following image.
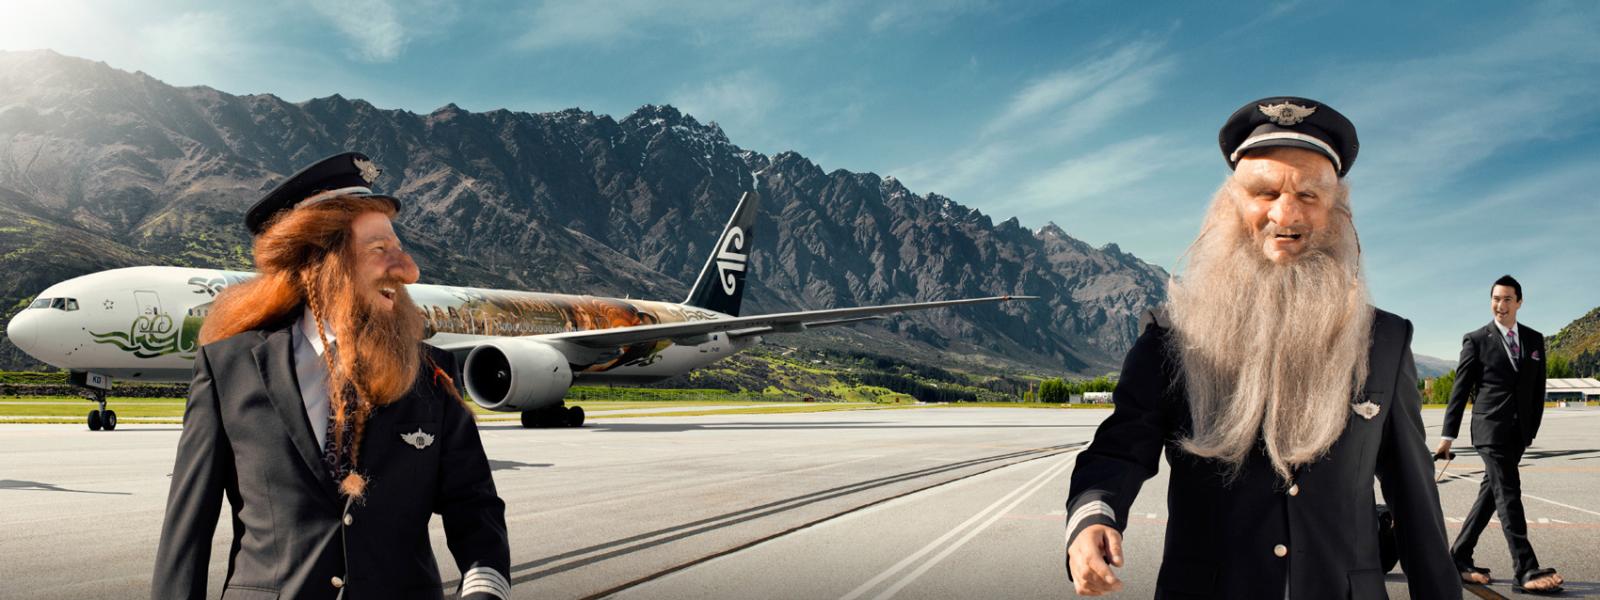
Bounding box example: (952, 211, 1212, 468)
(1, 406, 1596, 599)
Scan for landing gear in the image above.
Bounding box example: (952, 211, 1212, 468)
(519, 404, 585, 429)
(72, 372, 118, 431)
(81, 380, 116, 431)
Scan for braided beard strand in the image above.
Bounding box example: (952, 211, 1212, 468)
(303, 258, 425, 498)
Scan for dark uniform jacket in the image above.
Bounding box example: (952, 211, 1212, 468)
(1065, 309, 1459, 599)
(152, 318, 510, 599)
(1441, 322, 1545, 447)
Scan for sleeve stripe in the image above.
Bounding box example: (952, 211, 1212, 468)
(460, 566, 511, 599)
(1065, 500, 1117, 542)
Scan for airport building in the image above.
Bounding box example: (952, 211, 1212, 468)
(1546, 378, 1600, 404)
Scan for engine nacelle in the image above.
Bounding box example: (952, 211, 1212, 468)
(462, 338, 574, 412)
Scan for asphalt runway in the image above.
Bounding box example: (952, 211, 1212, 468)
(1, 407, 1596, 599)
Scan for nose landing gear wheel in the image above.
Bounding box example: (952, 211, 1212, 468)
(102, 410, 118, 431)
(88, 409, 103, 431)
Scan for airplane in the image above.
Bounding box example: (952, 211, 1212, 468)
(6, 192, 1033, 431)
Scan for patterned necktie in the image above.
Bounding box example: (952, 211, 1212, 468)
(1506, 329, 1520, 360)
(320, 343, 354, 483)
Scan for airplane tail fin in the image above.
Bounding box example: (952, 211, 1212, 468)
(683, 191, 759, 316)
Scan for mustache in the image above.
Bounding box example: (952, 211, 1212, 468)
(1259, 222, 1308, 237)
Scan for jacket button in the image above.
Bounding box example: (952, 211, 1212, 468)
(1274, 544, 1288, 557)
(343, 514, 354, 526)
(331, 576, 344, 588)
(1288, 484, 1300, 496)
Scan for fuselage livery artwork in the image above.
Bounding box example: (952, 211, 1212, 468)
(7, 192, 1031, 430)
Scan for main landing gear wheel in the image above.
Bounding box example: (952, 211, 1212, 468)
(88, 409, 103, 431)
(519, 405, 584, 428)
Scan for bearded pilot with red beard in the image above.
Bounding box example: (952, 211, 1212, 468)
(1063, 99, 1459, 599)
(153, 153, 510, 599)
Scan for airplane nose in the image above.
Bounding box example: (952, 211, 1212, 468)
(6, 310, 38, 354)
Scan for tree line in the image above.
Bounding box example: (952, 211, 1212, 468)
(1423, 356, 1585, 405)
(1031, 376, 1117, 403)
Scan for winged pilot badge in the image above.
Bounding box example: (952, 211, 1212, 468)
(400, 428, 434, 450)
(1259, 102, 1317, 126)
(353, 156, 381, 183)
(1351, 399, 1381, 420)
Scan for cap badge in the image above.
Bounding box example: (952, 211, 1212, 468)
(400, 428, 434, 450)
(1259, 102, 1317, 126)
(353, 157, 381, 184)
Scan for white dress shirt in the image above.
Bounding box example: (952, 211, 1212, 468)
(1494, 320, 1521, 366)
(292, 306, 335, 449)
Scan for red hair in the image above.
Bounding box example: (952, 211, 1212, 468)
(201, 196, 420, 499)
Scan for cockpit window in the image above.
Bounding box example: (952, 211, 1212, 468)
(33, 298, 78, 311)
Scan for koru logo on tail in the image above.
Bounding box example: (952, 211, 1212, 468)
(716, 226, 747, 295)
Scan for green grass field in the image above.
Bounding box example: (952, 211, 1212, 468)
(0, 396, 897, 424)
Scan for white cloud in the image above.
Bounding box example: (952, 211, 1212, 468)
(869, 0, 995, 33)
(982, 39, 1165, 138)
(306, 0, 407, 62)
(1014, 135, 1193, 208)
(668, 69, 783, 142)
(515, 0, 852, 50)
(1333, 7, 1600, 209)
(892, 36, 1177, 203)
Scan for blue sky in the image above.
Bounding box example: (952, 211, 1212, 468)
(3, 1, 1597, 359)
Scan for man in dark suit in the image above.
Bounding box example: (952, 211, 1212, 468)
(153, 152, 511, 599)
(1437, 275, 1562, 593)
(1064, 98, 1459, 598)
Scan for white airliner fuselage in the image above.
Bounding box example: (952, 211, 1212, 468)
(5, 265, 752, 384)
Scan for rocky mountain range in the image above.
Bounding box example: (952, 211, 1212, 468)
(0, 49, 1169, 376)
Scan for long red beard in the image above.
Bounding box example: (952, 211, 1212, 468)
(318, 282, 426, 408)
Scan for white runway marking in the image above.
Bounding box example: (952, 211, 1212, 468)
(840, 449, 1081, 600)
(1440, 471, 1600, 518)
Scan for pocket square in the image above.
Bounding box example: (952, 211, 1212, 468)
(1352, 400, 1381, 420)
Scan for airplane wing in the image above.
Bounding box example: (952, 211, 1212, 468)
(431, 295, 1034, 353)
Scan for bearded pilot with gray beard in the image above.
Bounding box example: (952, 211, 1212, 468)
(1062, 97, 1459, 599)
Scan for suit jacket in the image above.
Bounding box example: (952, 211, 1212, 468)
(152, 317, 510, 599)
(1065, 309, 1459, 599)
(1441, 322, 1546, 447)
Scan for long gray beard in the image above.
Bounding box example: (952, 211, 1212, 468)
(1166, 187, 1373, 480)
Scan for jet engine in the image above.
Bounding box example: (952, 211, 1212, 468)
(462, 338, 574, 412)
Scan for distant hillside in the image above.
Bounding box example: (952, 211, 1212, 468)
(1414, 353, 1456, 379)
(1550, 305, 1600, 377)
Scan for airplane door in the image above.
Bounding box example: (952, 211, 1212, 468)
(134, 290, 163, 317)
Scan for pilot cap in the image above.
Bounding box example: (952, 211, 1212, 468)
(245, 152, 400, 235)
(1219, 96, 1358, 177)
